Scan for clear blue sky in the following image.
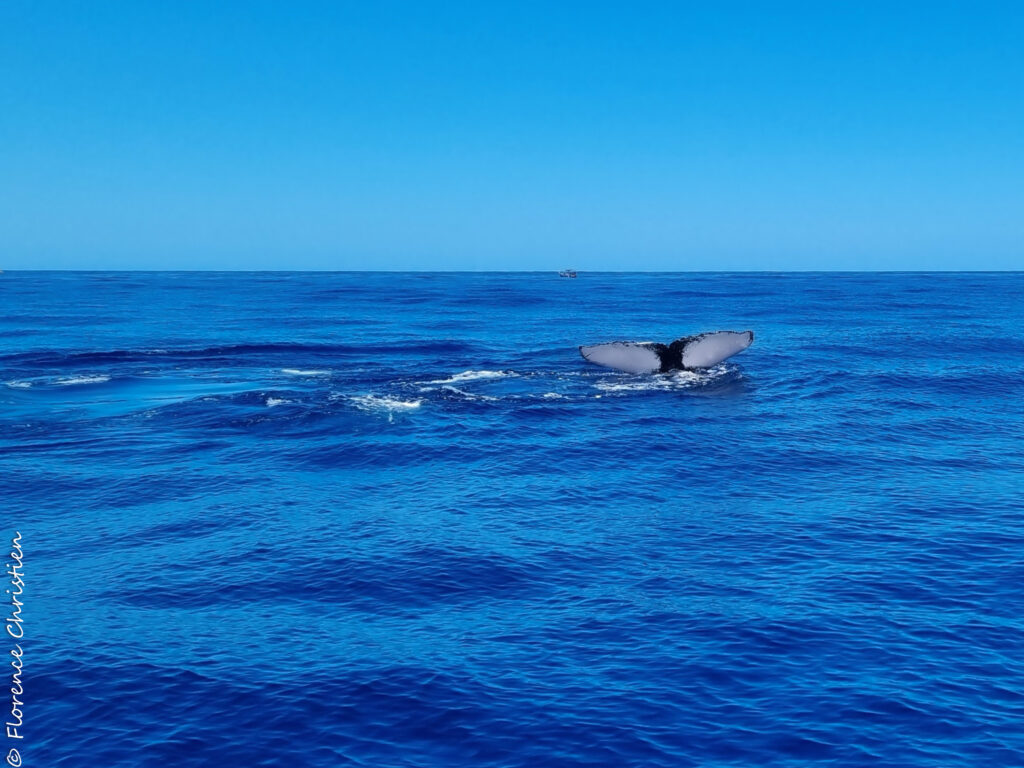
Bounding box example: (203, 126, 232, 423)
(2, 1, 1022, 270)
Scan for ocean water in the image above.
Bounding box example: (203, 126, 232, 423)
(3, 271, 1023, 767)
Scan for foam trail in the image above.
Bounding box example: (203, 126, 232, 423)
(441, 385, 498, 401)
(350, 395, 422, 412)
(428, 370, 514, 385)
(54, 375, 111, 386)
(594, 365, 729, 393)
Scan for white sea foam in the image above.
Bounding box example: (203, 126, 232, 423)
(350, 395, 422, 412)
(427, 370, 514, 385)
(5, 381, 32, 389)
(54, 375, 111, 386)
(281, 368, 330, 376)
(594, 366, 727, 393)
(266, 397, 289, 407)
(542, 392, 563, 399)
(441, 385, 498, 401)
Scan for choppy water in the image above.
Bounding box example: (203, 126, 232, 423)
(3, 271, 1023, 767)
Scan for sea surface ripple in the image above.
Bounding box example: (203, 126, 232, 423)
(3, 271, 1023, 767)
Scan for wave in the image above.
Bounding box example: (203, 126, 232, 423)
(4, 380, 32, 389)
(1, 340, 479, 368)
(280, 368, 330, 376)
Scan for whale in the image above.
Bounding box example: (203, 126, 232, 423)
(580, 330, 754, 374)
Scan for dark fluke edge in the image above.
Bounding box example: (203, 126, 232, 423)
(580, 331, 754, 374)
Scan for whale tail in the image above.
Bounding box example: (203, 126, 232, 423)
(580, 330, 753, 373)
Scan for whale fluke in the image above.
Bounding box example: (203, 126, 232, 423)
(580, 330, 753, 373)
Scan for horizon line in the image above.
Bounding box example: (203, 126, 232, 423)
(3, 269, 1022, 275)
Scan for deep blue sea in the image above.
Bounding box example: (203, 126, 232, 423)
(3, 271, 1023, 767)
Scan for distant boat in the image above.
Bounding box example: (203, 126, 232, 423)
(558, 269, 578, 278)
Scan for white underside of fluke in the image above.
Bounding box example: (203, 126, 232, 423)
(578, 342, 662, 374)
(680, 331, 754, 369)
